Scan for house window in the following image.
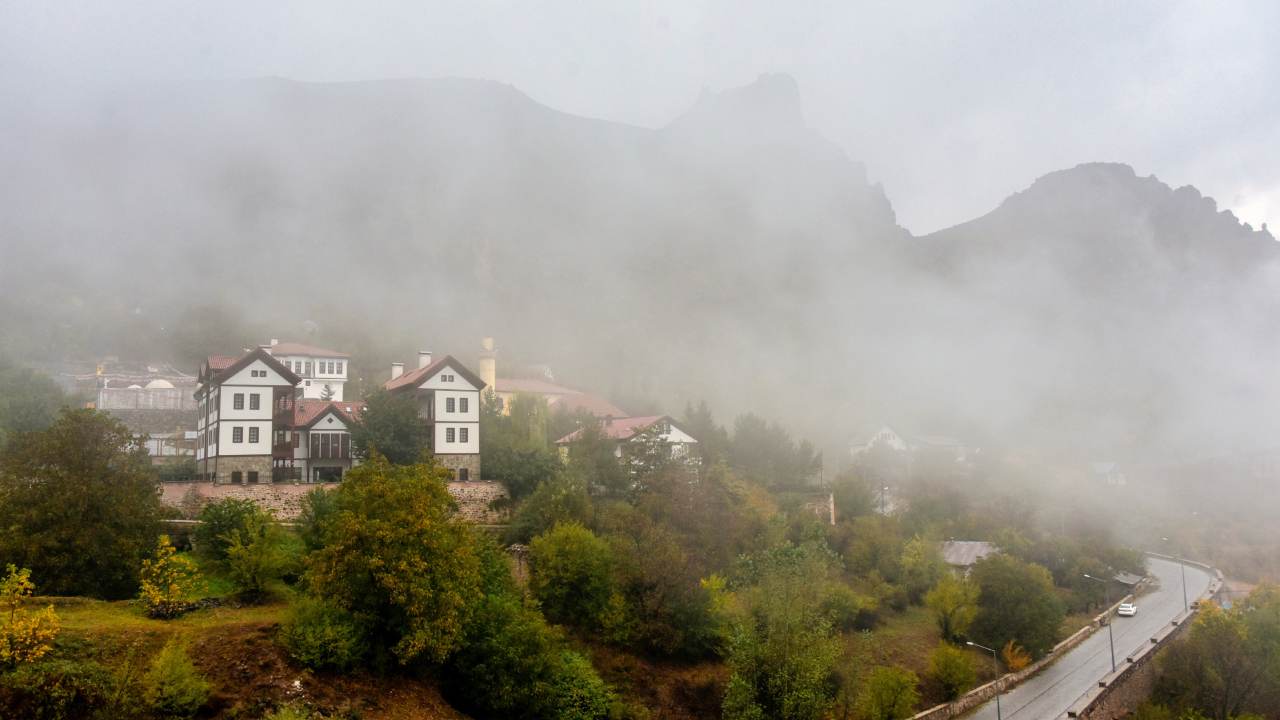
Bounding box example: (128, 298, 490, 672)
(232, 427, 243, 443)
(293, 432, 300, 448)
(446, 427, 456, 443)
(446, 397, 456, 413)
(460, 397, 469, 413)
(327, 361, 334, 373)
(248, 427, 259, 443)
(232, 471, 243, 484)
(460, 427, 469, 443)
(304, 362, 312, 376)
(459, 468, 469, 482)
(233, 393, 244, 410)
(250, 393, 260, 410)
(337, 361, 344, 374)
(247, 471, 259, 484)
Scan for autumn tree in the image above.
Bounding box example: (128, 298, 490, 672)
(529, 522, 614, 627)
(925, 575, 979, 643)
(139, 535, 200, 619)
(304, 455, 483, 666)
(0, 565, 59, 667)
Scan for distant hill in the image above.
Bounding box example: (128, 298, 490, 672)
(1, 76, 1276, 459)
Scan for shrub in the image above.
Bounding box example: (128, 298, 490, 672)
(821, 583, 878, 631)
(223, 509, 291, 600)
(194, 498, 259, 561)
(0, 564, 59, 667)
(263, 703, 316, 720)
(928, 643, 976, 700)
(0, 658, 119, 719)
(925, 575, 978, 643)
(529, 522, 614, 627)
(143, 638, 210, 719)
(278, 595, 367, 672)
(506, 469, 591, 544)
(1001, 640, 1031, 671)
(970, 555, 1065, 659)
(857, 666, 920, 720)
(297, 487, 338, 552)
(139, 536, 199, 619)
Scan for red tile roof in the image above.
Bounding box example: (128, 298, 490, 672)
(384, 355, 486, 392)
(293, 399, 366, 428)
(206, 355, 238, 371)
(550, 393, 628, 419)
(269, 342, 350, 358)
(555, 415, 666, 445)
(495, 377, 579, 395)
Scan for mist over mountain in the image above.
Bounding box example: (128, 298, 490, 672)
(2, 74, 1275, 461)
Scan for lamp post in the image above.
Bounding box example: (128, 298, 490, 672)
(880, 485, 888, 515)
(1083, 573, 1116, 672)
(967, 641, 1002, 720)
(1161, 537, 1189, 611)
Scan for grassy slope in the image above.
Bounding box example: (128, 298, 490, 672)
(43, 593, 469, 720)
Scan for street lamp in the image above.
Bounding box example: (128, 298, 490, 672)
(1161, 537, 1189, 611)
(1083, 574, 1116, 672)
(880, 486, 889, 515)
(967, 641, 1002, 720)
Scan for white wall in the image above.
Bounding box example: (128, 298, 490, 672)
(217, 420, 273, 456)
(276, 355, 347, 400)
(434, 422, 480, 454)
(433, 390, 479, 422)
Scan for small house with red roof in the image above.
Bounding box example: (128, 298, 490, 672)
(290, 398, 366, 483)
(554, 415, 699, 466)
(385, 351, 486, 482)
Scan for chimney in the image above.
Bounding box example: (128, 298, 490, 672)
(478, 337, 497, 392)
(418, 350, 433, 369)
(270, 338, 279, 346)
(390, 362, 404, 380)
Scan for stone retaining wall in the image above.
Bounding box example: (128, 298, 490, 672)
(1063, 555, 1223, 719)
(161, 478, 510, 523)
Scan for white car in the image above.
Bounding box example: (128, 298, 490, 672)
(1117, 602, 1137, 617)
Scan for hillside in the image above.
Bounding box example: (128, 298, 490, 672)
(3, 77, 1278, 459)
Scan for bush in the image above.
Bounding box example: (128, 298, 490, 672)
(821, 583, 878, 631)
(0, 658, 119, 719)
(970, 555, 1065, 659)
(506, 469, 591, 544)
(278, 596, 367, 672)
(857, 666, 920, 720)
(0, 564, 60, 667)
(443, 593, 613, 720)
(143, 638, 210, 719)
(223, 510, 292, 600)
(529, 522, 614, 627)
(1001, 640, 1031, 671)
(297, 487, 338, 552)
(194, 498, 259, 561)
(928, 643, 976, 700)
(139, 536, 200, 619)
(263, 703, 316, 720)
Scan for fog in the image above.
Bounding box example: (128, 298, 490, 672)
(3, 3, 1280, 474)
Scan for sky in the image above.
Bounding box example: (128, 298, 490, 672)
(2, 0, 1277, 234)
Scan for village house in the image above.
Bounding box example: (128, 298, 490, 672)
(265, 339, 350, 401)
(195, 347, 302, 484)
(555, 415, 699, 466)
(385, 350, 485, 481)
(940, 540, 999, 576)
(286, 398, 366, 482)
(479, 337, 628, 419)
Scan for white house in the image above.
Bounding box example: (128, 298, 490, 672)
(286, 399, 366, 483)
(555, 415, 699, 466)
(195, 347, 301, 484)
(385, 351, 485, 481)
(265, 340, 350, 401)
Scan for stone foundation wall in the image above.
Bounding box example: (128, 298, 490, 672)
(202, 455, 273, 484)
(436, 453, 481, 481)
(161, 477, 510, 523)
(447, 480, 509, 524)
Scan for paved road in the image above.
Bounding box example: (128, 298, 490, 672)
(965, 556, 1212, 720)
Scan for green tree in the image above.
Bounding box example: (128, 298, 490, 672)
(925, 575, 979, 643)
(682, 400, 730, 467)
(507, 468, 592, 544)
(564, 421, 628, 497)
(194, 497, 260, 561)
(928, 642, 976, 700)
(139, 535, 199, 619)
(481, 391, 561, 497)
(529, 522, 614, 627)
(722, 542, 841, 720)
(350, 388, 429, 465)
(899, 535, 945, 603)
(970, 555, 1065, 659)
(831, 467, 875, 519)
(728, 413, 821, 489)
(0, 359, 66, 450)
(223, 509, 291, 600)
(0, 409, 161, 598)
(143, 637, 210, 719)
(857, 666, 920, 720)
(305, 455, 483, 666)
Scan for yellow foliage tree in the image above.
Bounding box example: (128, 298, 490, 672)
(1001, 640, 1032, 671)
(0, 564, 60, 667)
(139, 535, 199, 619)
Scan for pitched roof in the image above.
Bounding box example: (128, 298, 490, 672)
(268, 342, 350, 358)
(495, 377, 579, 395)
(293, 399, 366, 428)
(555, 415, 668, 445)
(550, 392, 628, 419)
(384, 354, 487, 392)
(201, 347, 302, 387)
